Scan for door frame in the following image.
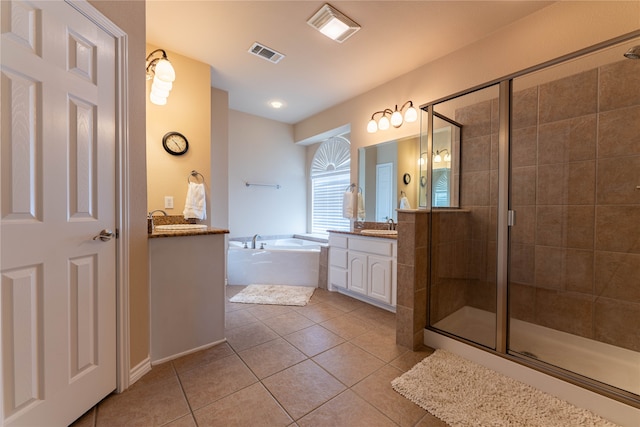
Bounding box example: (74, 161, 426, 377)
(67, 0, 130, 393)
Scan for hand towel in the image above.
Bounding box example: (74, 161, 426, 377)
(357, 192, 366, 219)
(183, 182, 207, 220)
(343, 191, 355, 219)
(399, 196, 411, 210)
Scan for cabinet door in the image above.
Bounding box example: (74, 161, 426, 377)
(348, 252, 367, 295)
(329, 247, 348, 269)
(329, 267, 347, 289)
(368, 255, 393, 304)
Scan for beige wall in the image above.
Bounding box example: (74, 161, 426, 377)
(88, 0, 149, 370)
(146, 45, 212, 222)
(294, 1, 640, 185)
(210, 87, 230, 229)
(228, 111, 306, 238)
(397, 136, 419, 209)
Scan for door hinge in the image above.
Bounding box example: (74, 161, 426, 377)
(507, 210, 516, 227)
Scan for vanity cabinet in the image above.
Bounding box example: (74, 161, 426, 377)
(328, 232, 397, 311)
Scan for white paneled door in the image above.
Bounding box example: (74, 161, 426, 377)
(1, 1, 117, 425)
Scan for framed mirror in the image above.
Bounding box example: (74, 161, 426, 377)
(358, 135, 419, 222)
(419, 109, 461, 208)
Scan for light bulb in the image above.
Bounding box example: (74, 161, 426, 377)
(390, 110, 403, 128)
(378, 115, 390, 130)
(154, 58, 175, 82)
(404, 105, 418, 122)
(151, 84, 170, 98)
(367, 119, 378, 133)
(152, 76, 172, 91)
(444, 152, 451, 162)
(319, 17, 349, 40)
(434, 153, 442, 163)
(149, 92, 167, 105)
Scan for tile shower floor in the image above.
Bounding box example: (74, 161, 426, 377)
(72, 286, 447, 427)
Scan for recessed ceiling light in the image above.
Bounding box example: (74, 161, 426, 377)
(307, 3, 360, 43)
(269, 100, 284, 109)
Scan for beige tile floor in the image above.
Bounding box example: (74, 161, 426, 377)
(72, 286, 448, 427)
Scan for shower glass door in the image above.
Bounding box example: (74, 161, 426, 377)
(428, 84, 500, 349)
(507, 39, 640, 397)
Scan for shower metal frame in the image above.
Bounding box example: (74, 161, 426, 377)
(419, 30, 640, 408)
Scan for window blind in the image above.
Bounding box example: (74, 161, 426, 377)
(311, 173, 351, 234)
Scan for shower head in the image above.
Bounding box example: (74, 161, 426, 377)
(623, 45, 640, 59)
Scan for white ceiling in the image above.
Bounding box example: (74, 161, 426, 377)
(146, 1, 554, 124)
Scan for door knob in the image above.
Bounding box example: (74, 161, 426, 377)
(93, 229, 115, 242)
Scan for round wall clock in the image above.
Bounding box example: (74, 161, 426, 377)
(162, 131, 189, 155)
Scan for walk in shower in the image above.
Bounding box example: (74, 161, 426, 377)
(421, 37, 640, 406)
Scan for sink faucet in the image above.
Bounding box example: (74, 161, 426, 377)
(251, 234, 260, 249)
(148, 210, 168, 231)
(386, 218, 395, 230)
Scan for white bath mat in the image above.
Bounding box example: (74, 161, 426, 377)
(229, 284, 315, 306)
(392, 349, 619, 427)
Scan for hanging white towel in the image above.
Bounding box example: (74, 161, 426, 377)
(183, 182, 207, 220)
(399, 196, 411, 210)
(342, 191, 355, 219)
(357, 192, 366, 219)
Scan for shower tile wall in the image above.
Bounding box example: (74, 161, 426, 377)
(509, 59, 640, 352)
(432, 59, 640, 353)
(430, 96, 498, 327)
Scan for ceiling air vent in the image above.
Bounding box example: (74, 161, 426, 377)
(248, 42, 285, 64)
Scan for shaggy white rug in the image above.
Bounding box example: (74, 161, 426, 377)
(391, 349, 619, 427)
(229, 284, 315, 306)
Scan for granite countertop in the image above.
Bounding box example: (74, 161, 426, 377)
(327, 229, 397, 240)
(149, 227, 229, 238)
(147, 214, 229, 238)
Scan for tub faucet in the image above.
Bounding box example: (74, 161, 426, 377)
(251, 234, 260, 249)
(148, 209, 167, 231)
(386, 217, 395, 230)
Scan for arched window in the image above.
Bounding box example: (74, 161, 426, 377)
(310, 136, 351, 234)
(432, 169, 450, 207)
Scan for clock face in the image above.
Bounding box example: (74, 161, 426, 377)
(162, 132, 189, 155)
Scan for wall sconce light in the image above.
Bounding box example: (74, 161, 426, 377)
(433, 149, 451, 163)
(307, 3, 361, 43)
(146, 49, 176, 106)
(624, 45, 640, 59)
(367, 101, 417, 133)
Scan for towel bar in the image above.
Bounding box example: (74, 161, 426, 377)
(188, 170, 205, 184)
(345, 183, 362, 193)
(245, 182, 281, 189)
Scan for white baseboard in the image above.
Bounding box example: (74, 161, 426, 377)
(151, 338, 227, 366)
(128, 356, 152, 387)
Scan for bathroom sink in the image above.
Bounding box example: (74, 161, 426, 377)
(154, 224, 208, 231)
(360, 229, 398, 236)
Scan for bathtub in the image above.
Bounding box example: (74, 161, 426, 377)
(227, 237, 324, 287)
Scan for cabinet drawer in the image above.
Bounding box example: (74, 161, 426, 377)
(329, 267, 347, 288)
(348, 237, 393, 257)
(329, 248, 348, 268)
(329, 234, 348, 249)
